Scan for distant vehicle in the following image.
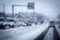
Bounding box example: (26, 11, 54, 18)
(14, 18, 26, 27)
(49, 21, 55, 27)
(15, 21, 32, 27)
(26, 23, 32, 26)
(16, 21, 27, 27)
(3, 17, 15, 28)
(25, 22, 32, 26)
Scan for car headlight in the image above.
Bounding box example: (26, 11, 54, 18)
(10, 22, 14, 26)
(3, 23, 6, 25)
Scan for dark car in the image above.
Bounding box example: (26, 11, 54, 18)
(26, 23, 32, 26)
(49, 21, 55, 27)
(0, 17, 5, 29)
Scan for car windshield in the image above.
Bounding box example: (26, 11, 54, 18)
(5, 19, 14, 22)
(0, 18, 4, 21)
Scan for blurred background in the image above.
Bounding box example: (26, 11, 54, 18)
(0, 0, 60, 40)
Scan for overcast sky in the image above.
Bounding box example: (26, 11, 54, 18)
(0, 0, 60, 18)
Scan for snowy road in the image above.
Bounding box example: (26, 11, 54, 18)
(34, 23, 60, 40)
(0, 22, 60, 40)
(43, 27, 54, 40)
(0, 22, 49, 40)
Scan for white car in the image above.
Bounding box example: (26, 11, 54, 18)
(16, 21, 27, 27)
(3, 17, 15, 29)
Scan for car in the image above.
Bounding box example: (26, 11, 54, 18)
(0, 17, 5, 29)
(49, 21, 55, 27)
(25, 22, 32, 26)
(16, 21, 27, 27)
(3, 18, 15, 28)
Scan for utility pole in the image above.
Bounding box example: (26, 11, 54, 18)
(12, 5, 14, 17)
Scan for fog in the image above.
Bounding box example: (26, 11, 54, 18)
(0, 0, 60, 19)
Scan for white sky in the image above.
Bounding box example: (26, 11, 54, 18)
(0, 0, 60, 18)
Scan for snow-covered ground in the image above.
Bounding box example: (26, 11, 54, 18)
(43, 27, 54, 40)
(0, 22, 49, 40)
(55, 24, 60, 37)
